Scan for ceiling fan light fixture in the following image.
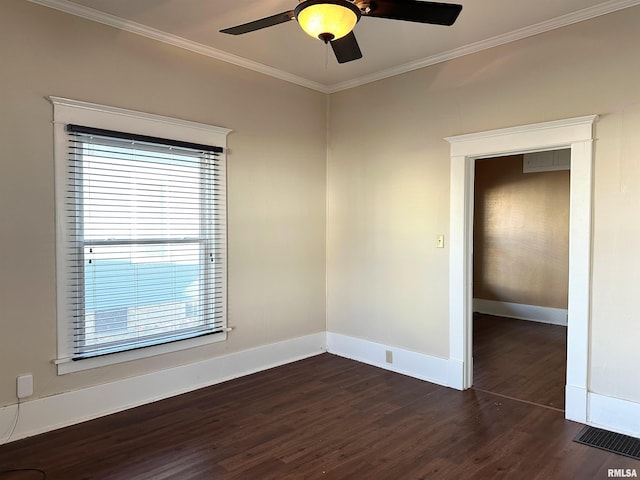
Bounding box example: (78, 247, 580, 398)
(294, 0, 361, 43)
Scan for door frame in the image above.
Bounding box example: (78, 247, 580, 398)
(445, 115, 598, 422)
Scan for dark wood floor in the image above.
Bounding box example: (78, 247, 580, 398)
(1, 354, 638, 479)
(473, 313, 567, 410)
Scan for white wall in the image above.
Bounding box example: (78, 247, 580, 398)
(327, 6, 640, 405)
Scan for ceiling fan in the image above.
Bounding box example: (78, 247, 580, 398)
(220, 0, 462, 64)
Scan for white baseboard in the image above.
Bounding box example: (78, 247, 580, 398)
(447, 358, 465, 390)
(588, 392, 640, 439)
(0, 404, 19, 443)
(4, 329, 638, 444)
(326, 332, 450, 387)
(474, 299, 568, 326)
(565, 384, 588, 423)
(0, 332, 327, 443)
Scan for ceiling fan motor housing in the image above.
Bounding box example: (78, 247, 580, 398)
(294, 0, 362, 43)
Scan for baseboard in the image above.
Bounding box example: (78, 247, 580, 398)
(326, 332, 450, 387)
(0, 332, 327, 443)
(5, 330, 637, 444)
(565, 384, 588, 423)
(473, 299, 568, 326)
(447, 358, 465, 390)
(588, 392, 640, 439)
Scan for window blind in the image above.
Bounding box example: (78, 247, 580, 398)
(64, 124, 226, 360)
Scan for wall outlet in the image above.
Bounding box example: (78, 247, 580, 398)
(385, 350, 393, 364)
(17, 374, 33, 399)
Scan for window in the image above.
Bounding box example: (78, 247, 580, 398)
(51, 98, 230, 374)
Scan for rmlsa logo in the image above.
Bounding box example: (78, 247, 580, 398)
(608, 469, 638, 478)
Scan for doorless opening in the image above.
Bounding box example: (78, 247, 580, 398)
(445, 115, 598, 423)
(472, 153, 570, 410)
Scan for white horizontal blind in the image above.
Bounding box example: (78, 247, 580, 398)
(64, 125, 226, 360)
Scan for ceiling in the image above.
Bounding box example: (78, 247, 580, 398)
(30, 0, 640, 92)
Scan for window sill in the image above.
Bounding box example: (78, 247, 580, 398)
(56, 331, 228, 375)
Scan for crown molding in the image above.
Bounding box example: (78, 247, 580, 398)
(27, 0, 640, 95)
(326, 0, 640, 93)
(26, 0, 331, 94)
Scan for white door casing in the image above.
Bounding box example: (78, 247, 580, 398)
(446, 115, 598, 423)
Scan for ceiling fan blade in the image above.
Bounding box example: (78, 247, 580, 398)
(220, 11, 295, 35)
(366, 0, 462, 26)
(331, 32, 363, 64)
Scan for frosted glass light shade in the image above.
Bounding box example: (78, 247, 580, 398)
(295, 1, 361, 42)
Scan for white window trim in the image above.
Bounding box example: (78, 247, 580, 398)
(50, 96, 231, 375)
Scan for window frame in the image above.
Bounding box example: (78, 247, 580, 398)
(51, 97, 231, 375)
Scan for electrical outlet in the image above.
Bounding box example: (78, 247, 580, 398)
(385, 350, 393, 364)
(17, 374, 33, 399)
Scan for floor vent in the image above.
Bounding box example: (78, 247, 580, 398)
(574, 426, 640, 460)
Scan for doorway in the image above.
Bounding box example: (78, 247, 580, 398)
(446, 115, 598, 423)
(471, 153, 569, 410)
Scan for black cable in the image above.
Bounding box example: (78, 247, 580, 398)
(0, 469, 47, 479)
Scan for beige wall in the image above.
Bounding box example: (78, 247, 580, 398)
(0, 0, 327, 406)
(473, 155, 570, 309)
(2, 0, 640, 414)
(327, 7, 640, 403)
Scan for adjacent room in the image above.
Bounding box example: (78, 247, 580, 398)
(472, 153, 570, 410)
(1, 0, 639, 478)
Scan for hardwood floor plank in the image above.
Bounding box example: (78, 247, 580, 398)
(473, 313, 567, 409)
(1, 354, 637, 479)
